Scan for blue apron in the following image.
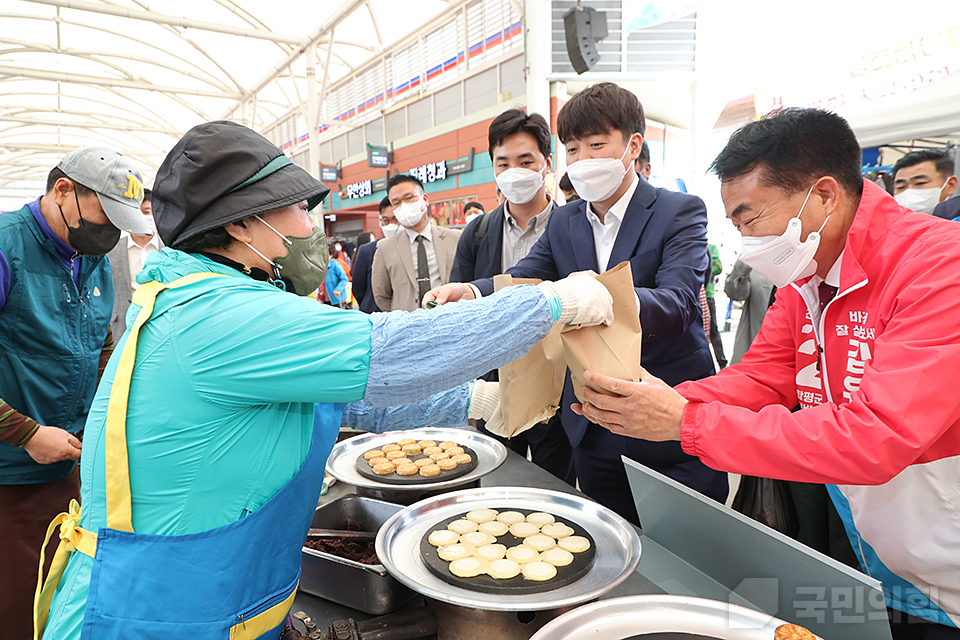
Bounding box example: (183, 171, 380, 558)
(35, 274, 338, 640)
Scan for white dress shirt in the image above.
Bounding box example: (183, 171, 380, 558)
(126, 233, 161, 291)
(404, 222, 443, 289)
(585, 172, 639, 272)
(502, 199, 554, 270)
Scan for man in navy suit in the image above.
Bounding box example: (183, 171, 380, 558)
(351, 197, 392, 313)
(428, 83, 727, 524)
(450, 108, 575, 486)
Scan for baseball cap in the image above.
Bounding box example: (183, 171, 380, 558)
(57, 147, 152, 235)
(153, 121, 329, 247)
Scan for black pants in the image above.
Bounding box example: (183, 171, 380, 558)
(890, 609, 960, 639)
(478, 412, 575, 486)
(706, 295, 727, 369)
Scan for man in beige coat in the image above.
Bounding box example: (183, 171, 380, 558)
(372, 174, 461, 311)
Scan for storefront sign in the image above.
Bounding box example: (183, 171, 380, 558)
(367, 145, 390, 168)
(410, 161, 447, 184)
(345, 179, 373, 199)
(320, 165, 339, 182)
(447, 157, 473, 175)
(372, 177, 388, 192)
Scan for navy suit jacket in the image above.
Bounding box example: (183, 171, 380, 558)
(933, 196, 960, 221)
(449, 204, 506, 282)
(351, 239, 381, 313)
(472, 177, 714, 449)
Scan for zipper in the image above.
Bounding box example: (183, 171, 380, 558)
(63, 251, 87, 425)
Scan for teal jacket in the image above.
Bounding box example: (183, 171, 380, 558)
(0, 203, 113, 484)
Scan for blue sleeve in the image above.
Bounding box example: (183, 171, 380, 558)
(364, 284, 553, 407)
(0, 248, 8, 310)
(635, 193, 708, 340)
(340, 383, 470, 432)
(325, 260, 348, 301)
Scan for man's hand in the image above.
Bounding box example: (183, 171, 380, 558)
(423, 283, 475, 307)
(23, 425, 82, 464)
(570, 368, 686, 442)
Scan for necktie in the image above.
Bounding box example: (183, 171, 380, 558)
(416, 236, 430, 304)
(818, 282, 838, 314)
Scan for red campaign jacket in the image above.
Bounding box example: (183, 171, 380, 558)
(677, 180, 960, 484)
(674, 181, 960, 624)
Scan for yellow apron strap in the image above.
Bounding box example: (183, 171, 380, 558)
(33, 271, 224, 639)
(105, 272, 224, 532)
(34, 500, 97, 639)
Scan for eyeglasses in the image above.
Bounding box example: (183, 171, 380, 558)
(389, 193, 420, 208)
(380, 215, 398, 225)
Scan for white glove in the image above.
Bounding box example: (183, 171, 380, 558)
(468, 379, 499, 422)
(538, 274, 614, 326)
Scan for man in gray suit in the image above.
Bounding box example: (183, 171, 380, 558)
(372, 175, 461, 311)
(107, 187, 162, 337)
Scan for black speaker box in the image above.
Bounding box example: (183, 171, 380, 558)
(563, 6, 608, 75)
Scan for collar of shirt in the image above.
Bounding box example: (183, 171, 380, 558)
(404, 221, 433, 244)
(586, 171, 639, 231)
(28, 197, 77, 263)
(126, 232, 161, 251)
(806, 251, 844, 291)
(505, 198, 554, 235)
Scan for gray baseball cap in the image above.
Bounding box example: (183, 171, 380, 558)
(57, 147, 153, 235)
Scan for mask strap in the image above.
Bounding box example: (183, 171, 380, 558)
(254, 215, 293, 246)
(73, 188, 85, 224)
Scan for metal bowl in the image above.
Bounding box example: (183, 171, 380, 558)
(376, 487, 641, 612)
(527, 595, 812, 639)
(325, 428, 507, 492)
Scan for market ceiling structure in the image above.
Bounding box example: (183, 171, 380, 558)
(0, 0, 455, 188)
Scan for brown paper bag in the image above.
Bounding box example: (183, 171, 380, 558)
(483, 275, 566, 439)
(561, 261, 642, 402)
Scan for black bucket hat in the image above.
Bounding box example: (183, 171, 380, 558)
(153, 121, 329, 247)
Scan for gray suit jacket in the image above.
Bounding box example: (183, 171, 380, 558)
(107, 237, 163, 339)
(371, 223, 462, 311)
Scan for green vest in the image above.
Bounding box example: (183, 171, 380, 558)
(0, 204, 114, 484)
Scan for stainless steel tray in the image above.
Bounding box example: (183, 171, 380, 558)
(376, 487, 641, 612)
(300, 496, 416, 615)
(325, 428, 507, 491)
(527, 595, 815, 639)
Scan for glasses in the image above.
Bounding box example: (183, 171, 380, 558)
(389, 193, 420, 208)
(380, 215, 398, 225)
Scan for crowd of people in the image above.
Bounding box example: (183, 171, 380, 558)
(1, 80, 959, 640)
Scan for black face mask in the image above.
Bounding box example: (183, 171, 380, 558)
(59, 190, 121, 256)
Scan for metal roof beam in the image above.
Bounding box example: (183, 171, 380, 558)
(0, 65, 243, 99)
(0, 115, 181, 135)
(26, 0, 304, 45)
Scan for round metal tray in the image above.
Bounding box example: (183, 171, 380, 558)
(376, 487, 641, 612)
(527, 595, 812, 639)
(326, 428, 507, 492)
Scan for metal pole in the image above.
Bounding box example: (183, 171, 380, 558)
(524, 0, 550, 120)
(307, 43, 320, 179)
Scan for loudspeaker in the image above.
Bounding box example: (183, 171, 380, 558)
(563, 6, 608, 75)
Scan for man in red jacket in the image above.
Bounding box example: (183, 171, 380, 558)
(573, 108, 960, 639)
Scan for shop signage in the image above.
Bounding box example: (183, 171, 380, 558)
(372, 177, 388, 192)
(367, 145, 390, 168)
(320, 165, 339, 182)
(345, 179, 373, 199)
(410, 161, 447, 184)
(446, 156, 473, 175)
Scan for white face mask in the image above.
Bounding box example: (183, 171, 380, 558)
(380, 223, 399, 237)
(394, 195, 424, 228)
(566, 144, 632, 203)
(496, 165, 545, 205)
(739, 183, 828, 289)
(894, 181, 949, 214)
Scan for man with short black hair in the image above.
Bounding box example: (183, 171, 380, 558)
(892, 148, 959, 219)
(576, 107, 960, 639)
(558, 172, 578, 203)
(463, 201, 484, 224)
(351, 197, 391, 313)
(449, 107, 575, 485)
(0, 146, 149, 638)
(371, 174, 461, 311)
(635, 140, 652, 179)
(429, 83, 725, 524)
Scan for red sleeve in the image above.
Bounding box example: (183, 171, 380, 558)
(678, 253, 960, 486)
